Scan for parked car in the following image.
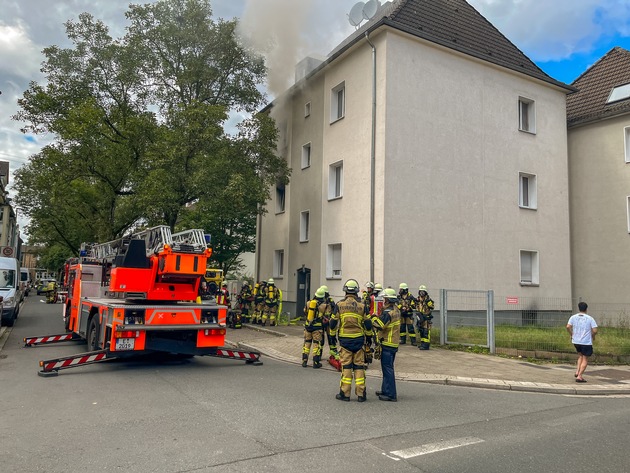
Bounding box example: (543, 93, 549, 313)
(0, 257, 23, 327)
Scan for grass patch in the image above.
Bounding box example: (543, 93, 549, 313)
(441, 325, 630, 356)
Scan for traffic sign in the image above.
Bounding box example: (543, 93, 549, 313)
(1, 246, 14, 257)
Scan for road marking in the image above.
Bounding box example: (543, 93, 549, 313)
(542, 412, 600, 426)
(389, 437, 485, 459)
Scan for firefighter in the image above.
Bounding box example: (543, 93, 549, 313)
(361, 282, 374, 306)
(371, 288, 401, 401)
(319, 285, 340, 370)
(302, 287, 328, 368)
(397, 283, 417, 345)
(237, 282, 254, 323)
(252, 280, 267, 324)
(262, 278, 282, 326)
(197, 279, 213, 303)
(370, 283, 384, 317)
(415, 285, 435, 350)
(330, 279, 372, 402)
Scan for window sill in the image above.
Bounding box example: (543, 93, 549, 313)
(518, 128, 536, 135)
(275, 210, 285, 215)
(518, 205, 537, 210)
(520, 282, 540, 287)
(328, 196, 342, 202)
(301, 165, 311, 170)
(330, 116, 344, 125)
(299, 240, 309, 244)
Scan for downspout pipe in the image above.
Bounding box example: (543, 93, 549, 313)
(365, 32, 376, 283)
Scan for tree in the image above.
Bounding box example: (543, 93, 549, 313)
(14, 0, 289, 270)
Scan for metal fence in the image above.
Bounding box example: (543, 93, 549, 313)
(438, 291, 630, 361)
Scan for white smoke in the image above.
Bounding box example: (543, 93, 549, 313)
(238, 0, 357, 97)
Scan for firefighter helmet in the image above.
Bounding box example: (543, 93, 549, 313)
(374, 283, 383, 291)
(222, 281, 228, 287)
(383, 288, 398, 300)
(343, 279, 360, 294)
(268, 278, 275, 285)
(399, 283, 409, 291)
(418, 285, 427, 292)
(366, 282, 374, 289)
(320, 285, 329, 294)
(315, 287, 326, 298)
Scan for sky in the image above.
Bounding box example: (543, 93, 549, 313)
(2, 0, 630, 236)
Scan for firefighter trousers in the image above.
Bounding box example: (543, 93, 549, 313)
(400, 315, 416, 345)
(302, 329, 323, 365)
(338, 346, 366, 397)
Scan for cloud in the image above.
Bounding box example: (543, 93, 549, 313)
(0, 21, 44, 81)
(469, 0, 630, 62)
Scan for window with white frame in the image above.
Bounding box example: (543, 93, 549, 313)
(300, 211, 310, 242)
(327, 244, 342, 279)
(273, 249, 284, 278)
(328, 161, 343, 200)
(625, 127, 630, 163)
(627, 196, 630, 233)
(520, 250, 539, 285)
(304, 102, 311, 117)
(275, 184, 285, 213)
(331, 82, 345, 122)
(301, 143, 311, 169)
(518, 97, 536, 134)
(519, 172, 537, 209)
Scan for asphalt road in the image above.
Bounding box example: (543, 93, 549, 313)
(1, 298, 629, 472)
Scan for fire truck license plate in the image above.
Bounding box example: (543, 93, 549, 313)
(115, 338, 135, 351)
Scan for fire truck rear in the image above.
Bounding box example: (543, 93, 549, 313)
(24, 226, 261, 376)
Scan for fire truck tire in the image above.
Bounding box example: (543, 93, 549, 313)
(87, 317, 100, 351)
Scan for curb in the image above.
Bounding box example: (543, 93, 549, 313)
(237, 340, 630, 396)
(0, 326, 10, 353)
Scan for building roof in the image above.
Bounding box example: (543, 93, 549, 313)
(328, 0, 572, 92)
(567, 46, 630, 127)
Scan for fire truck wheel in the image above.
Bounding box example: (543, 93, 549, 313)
(87, 317, 100, 351)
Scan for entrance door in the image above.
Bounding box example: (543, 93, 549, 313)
(296, 267, 311, 319)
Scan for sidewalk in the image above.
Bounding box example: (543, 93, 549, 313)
(227, 323, 630, 396)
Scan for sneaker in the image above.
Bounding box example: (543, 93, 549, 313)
(335, 393, 350, 402)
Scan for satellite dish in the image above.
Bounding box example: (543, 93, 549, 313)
(363, 0, 380, 20)
(348, 2, 366, 27)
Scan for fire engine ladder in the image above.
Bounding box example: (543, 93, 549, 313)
(171, 229, 208, 253)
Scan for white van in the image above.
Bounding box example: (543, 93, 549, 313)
(20, 267, 30, 299)
(0, 257, 22, 327)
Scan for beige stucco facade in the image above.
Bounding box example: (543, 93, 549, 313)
(569, 115, 630, 304)
(258, 28, 572, 308)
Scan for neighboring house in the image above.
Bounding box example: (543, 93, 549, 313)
(257, 0, 574, 316)
(567, 47, 630, 306)
(0, 161, 19, 257)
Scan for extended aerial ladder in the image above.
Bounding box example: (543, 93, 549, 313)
(25, 225, 262, 376)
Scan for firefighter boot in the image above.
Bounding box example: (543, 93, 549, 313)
(357, 393, 367, 403)
(302, 353, 309, 368)
(399, 336, 406, 345)
(313, 355, 322, 369)
(335, 390, 350, 402)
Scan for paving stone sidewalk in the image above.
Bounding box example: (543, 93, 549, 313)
(226, 324, 630, 396)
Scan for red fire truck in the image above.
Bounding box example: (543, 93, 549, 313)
(24, 226, 261, 376)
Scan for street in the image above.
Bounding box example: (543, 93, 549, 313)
(1, 298, 628, 472)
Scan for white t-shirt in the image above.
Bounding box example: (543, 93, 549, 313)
(567, 313, 598, 345)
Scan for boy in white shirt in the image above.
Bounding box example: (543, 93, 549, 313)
(566, 302, 598, 383)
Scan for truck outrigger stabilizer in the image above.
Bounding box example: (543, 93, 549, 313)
(33, 343, 262, 377)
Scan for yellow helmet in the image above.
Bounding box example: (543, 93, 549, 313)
(315, 287, 326, 298)
(343, 279, 360, 294)
(383, 288, 398, 300)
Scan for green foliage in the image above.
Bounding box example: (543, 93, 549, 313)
(13, 0, 287, 271)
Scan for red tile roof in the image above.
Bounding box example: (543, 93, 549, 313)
(567, 47, 630, 127)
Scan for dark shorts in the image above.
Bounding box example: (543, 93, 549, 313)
(574, 344, 593, 357)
